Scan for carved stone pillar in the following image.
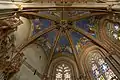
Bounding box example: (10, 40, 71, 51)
(0, 14, 23, 80)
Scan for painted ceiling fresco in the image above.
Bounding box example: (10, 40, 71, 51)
(55, 35, 72, 54)
(31, 11, 101, 54)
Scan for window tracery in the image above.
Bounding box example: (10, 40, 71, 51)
(88, 52, 118, 80)
(55, 64, 72, 80)
(106, 21, 120, 41)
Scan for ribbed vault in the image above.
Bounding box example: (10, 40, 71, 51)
(0, 1, 120, 80)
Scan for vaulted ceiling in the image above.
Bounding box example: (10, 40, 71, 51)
(31, 11, 100, 54)
(0, 1, 120, 80)
(0, 0, 119, 59)
(19, 10, 108, 60)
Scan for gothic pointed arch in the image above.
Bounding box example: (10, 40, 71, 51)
(48, 56, 80, 80)
(80, 45, 119, 80)
(99, 15, 120, 54)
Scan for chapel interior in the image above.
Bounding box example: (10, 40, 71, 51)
(0, 0, 120, 80)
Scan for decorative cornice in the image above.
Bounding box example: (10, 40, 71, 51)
(0, 2, 120, 11)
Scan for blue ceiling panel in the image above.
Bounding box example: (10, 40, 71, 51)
(59, 35, 70, 46)
(76, 18, 90, 32)
(32, 18, 51, 35)
(42, 30, 56, 45)
(71, 31, 83, 45)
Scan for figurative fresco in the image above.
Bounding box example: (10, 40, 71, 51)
(31, 13, 100, 54)
(75, 16, 99, 38)
(31, 18, 51, 35)
(31, 18, 57, 45)
(55, 35, 72, 54)
(74, 16, 100, 52)
(68, 11, 90, 17)
(42, 30, 57, 45)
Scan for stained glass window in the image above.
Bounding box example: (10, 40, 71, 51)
(55, 64, 72, 80)
(88, 52, 118, 80)
(106, 22, 120, 41)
